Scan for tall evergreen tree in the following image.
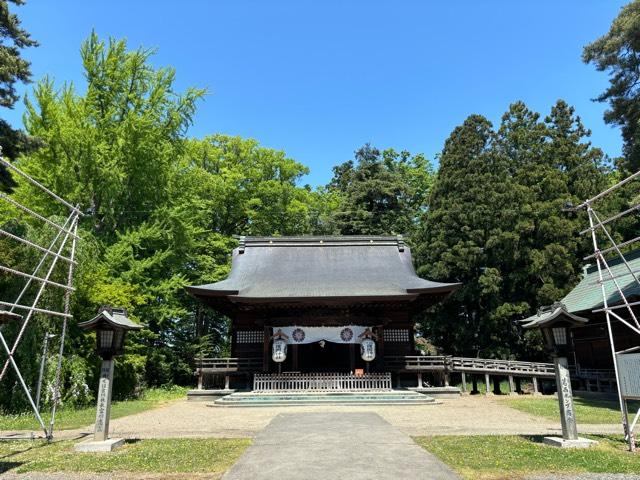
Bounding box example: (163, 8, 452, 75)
(416, 102, 610, 358)
(583, 0, 640, 173)
(328, 144, 434, 238)
(0, 0, 38, 191)
(415, 114, 525, 357)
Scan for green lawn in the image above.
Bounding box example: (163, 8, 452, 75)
(503, 395, 640, 424)
(416, 434, 640, 480)
(0, 386, 187, 431)
(0, 438, 250, 477)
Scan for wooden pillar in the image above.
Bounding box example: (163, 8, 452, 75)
(461, 372, 467, 393)
(197, 370, 203, 390)
(508, 375, 516, 395)
(417, 372, 423, 388)
(484, 373, 491, 395)
(444, 372, 450, 387)
(224, 375, 230, 391)
(263, 325, 270, 373)
(532, 376, 540, 395)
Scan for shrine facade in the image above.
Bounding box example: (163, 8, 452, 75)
(187, 235, 460, 389)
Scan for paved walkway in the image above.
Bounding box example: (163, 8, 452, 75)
(222, 412, 460, 480)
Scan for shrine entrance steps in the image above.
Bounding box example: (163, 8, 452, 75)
(212, 390, 437, 407)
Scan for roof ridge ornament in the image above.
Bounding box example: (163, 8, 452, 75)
(397, 234, 405, 252)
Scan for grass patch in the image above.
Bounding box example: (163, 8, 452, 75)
(0, 386, 187, 431)
(415, 434, 640, 480)
(503, 395, 640, 424)
(0, 438, 250, 477)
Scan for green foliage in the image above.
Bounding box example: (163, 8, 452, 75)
(15, 31, 205, 233)
(415, 101, 610, 358)
(328, 144, 434, 237)
(584, 0, 640, 173)
(416, 434, 640, 479)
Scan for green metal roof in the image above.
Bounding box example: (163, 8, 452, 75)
(561, 249, 640, 314)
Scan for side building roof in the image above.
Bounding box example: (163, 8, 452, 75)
(521, 249, 640, 324)
(186, 235, 460, 307)
(561, 249, 640, 314)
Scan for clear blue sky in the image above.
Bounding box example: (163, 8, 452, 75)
(3, 0, 628, 186)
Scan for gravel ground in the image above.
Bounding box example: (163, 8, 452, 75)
(1, 395, 622, 440)
(104, 395, 621, 439)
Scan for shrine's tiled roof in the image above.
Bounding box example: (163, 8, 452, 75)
(186, 236, 460, 302)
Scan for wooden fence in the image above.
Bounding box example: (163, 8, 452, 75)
(253, 372, 392, 392)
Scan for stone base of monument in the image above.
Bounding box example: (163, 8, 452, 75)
(542, 436, 598, 448)
(74, 438, 124, 452)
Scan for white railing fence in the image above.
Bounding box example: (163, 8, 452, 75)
(253, 372, 392, 392)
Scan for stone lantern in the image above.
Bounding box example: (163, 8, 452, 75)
(522, 302, 596, 448)
(75, 306, 141, 452)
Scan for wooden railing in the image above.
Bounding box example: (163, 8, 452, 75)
(451, 357, 555, 377)
(385, 355, 555, 377)
(385, 355, 450, 371)
(196, 357, 262, 373)
(253, 372, 392, 392)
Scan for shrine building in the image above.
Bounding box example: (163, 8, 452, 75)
(187, 235, 460, 390)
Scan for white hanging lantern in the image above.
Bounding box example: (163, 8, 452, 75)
(272, 338, 287, 363)
(360, 338, 376, 362)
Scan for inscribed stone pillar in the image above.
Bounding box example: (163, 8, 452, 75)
(555, 356, 578, 440)
(94, 359, 114, 442)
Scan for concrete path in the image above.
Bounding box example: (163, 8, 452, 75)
(222, 412, 460, 480)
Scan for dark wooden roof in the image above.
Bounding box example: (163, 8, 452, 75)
(187, 236, 460, 308)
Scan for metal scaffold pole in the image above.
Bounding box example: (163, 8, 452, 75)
(0, 151, 82, 441)
(573, 173, 640, 452)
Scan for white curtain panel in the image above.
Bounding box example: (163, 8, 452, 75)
(273, 325, 368, 344)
